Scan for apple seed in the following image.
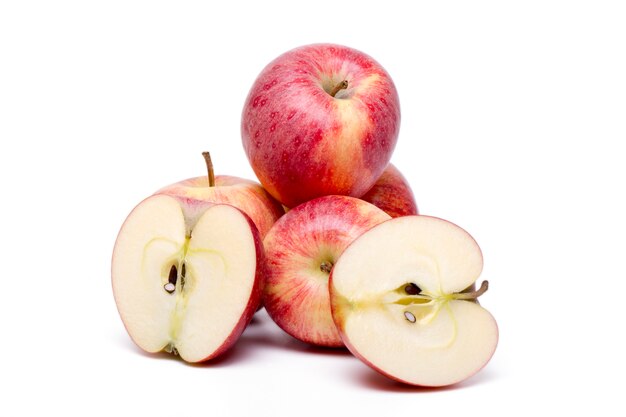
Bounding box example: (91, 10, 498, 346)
(165, 264, 187, 294)
(168, 265, 177, 284)
(404, 311, 417, 323)
(164, 265, 178, 293)
(404, 283, 421, 295)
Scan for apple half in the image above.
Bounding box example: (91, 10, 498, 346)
(112, 195, 263, 363)
(330, 215, 498, 386)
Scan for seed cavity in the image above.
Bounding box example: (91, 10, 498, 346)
(404, 311, 417, 323)
(404, 283, 421, 295)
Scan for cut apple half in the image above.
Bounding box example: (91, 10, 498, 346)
(330, 215, 498, 387)
(112, 195, 263, 363)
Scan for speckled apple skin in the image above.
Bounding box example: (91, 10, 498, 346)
(361, 164, 418, 218)
(242, 43, 401, 208)
(262, 196, 391, 347)
(156, 175, 284, 239)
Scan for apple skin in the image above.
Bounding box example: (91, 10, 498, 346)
(263, 195, 391, 347)
(360, 163, 418, 218)
(156, 175, 284, 239)
(242, 43, 401, 208)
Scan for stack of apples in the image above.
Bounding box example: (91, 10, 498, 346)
(112, 44, 498, 387)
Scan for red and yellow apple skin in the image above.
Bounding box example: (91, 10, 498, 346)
(360, 164, 418, 218)
(262, 196, 391, 347)
(156, 175, 284, 239)
(241, 43, 401, 208)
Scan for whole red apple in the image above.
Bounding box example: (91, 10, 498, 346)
(242, 43, 401, 208)
(360, 163, 418, 218)
(263, 195, 390, 347)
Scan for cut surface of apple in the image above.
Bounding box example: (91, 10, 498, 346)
(112, 195, 263, 363)
(330, 215, 498, 386)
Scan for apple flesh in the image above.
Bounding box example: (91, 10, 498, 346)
(360, 163, 418, 217)
(156, 154, 284, 239)
(112, 196, 264, 362)
(242, 43, 401, 208)
(330, 215, 498, 386)
(263, 196, 391, 347)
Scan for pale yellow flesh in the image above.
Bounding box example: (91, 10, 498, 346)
(112, 196, 257, 362)
(331, 215, 498, 386)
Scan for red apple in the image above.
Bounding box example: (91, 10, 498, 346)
(330, 215, 498, 386)
(156, 152, 284, 239)
(112, 198, 264, 363)
(242, 43, 401, 208)
(360, 163, 418, 217)
(263, 195, 391, 347)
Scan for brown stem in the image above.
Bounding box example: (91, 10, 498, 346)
(329, 80, 348, 97)
(202, 151, 215, 187)
(454, 281, 489, 300)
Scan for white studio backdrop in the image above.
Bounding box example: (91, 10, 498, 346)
(1, 1, 625, 416)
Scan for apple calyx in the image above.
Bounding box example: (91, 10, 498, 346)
(319, 261, 333, 274)
(202, 151, 215, 187)
(328, 80, 349, 98)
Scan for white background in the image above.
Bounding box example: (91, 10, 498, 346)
(1, 1, 625, 415)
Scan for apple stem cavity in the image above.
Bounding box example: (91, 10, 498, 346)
(329, 80, 349, 98)
(202, 151, 215, 187)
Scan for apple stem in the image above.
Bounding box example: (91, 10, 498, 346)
(329, 80, 349, 98)
(454, 281, 489, 300)
(202, 151, 215, 187)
